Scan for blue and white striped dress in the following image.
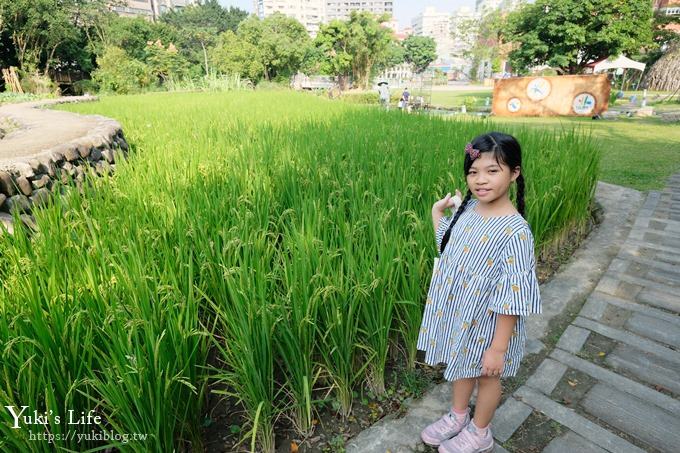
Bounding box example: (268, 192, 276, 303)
(417, 197, 541, 381)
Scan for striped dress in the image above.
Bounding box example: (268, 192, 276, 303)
(417, 197, 541, 381)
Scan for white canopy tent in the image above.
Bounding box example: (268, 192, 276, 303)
(590, 55, 646, 73)
(588, 55, 646, 90)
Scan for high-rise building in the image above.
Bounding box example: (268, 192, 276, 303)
(654, 0, 680, 15)
(253, 0, 326, 36)
(475, 0, 522, 15)
(325, 1, 394, 22)
(412, 7, 453, 63)
(112, 0, 197, 21)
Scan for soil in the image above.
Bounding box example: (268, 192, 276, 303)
(200, 203, 604, 452)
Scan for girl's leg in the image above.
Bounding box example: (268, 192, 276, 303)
(452, 377, 476, 411)
(473, 375, 502, 427)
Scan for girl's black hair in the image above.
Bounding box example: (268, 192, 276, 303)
(439, 131, 525, 255)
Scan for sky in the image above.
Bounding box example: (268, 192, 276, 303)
(218, 1, 478, 29)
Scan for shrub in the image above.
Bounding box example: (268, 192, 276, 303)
(92, 46, 152, 94)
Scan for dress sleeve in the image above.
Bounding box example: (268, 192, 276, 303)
(434, 215, 453, 254)
(489, 226, 542, 316)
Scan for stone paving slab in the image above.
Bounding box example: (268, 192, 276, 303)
(573, 316, 680, 364)
(555, 325, 591, 353)
(492, 397, 533, 443)
(624, 312, 680, 348)
(581, 383, 680, 452)
(605, 343, 680, 394)
(550, 348, 680, 416)
(586, 291, 680, 326)
(514, 386, 646, 453)
(525, 358, 568, 395)
(542, 431, 608, 453)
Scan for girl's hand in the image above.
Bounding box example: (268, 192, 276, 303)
(432, 189, 463, 214)
(481, 347, 505, 377)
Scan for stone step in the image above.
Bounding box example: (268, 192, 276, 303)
(514, 386, 645, 453)
(551, 348, 680, 416)
(625, 312, 680, 348)
(573, 317, 680, 364)
(581, 383, 680, 452)
(605, 343, 680, 394)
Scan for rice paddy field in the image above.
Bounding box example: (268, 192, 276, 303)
(0, 91, 599, 452)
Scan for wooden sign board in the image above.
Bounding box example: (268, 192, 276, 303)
(492, 74, 610, 117)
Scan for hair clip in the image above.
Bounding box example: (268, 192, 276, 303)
(465, 143, 480, 160)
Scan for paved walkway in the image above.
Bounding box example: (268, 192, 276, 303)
(0, 96, 98, 168)
(348, 175, 680, 452)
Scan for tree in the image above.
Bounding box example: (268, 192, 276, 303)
(313, 20, 353, 84)
(640, 10, 680, 68)
(402, 35, 436, 73)
(0, 0, 82, 73)
(161, 0, 247, 76)
(373, 40, 405, 74)
(237, 13, 310, 81)
(506, 0, 653, 74)
(210, 30, 264, 81)
(345, 11, 393, 89)
(312, 12, 394, 89)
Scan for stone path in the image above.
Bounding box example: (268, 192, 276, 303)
(347, 175, 680, 452)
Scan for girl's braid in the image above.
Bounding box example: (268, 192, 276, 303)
(439, 189, 473, 255)
(516, 174, 525, 217)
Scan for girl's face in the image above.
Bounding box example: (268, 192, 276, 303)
(466, 152, 520, 202)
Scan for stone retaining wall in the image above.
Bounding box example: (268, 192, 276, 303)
(0, 97, 129, 234)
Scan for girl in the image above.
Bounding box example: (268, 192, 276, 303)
(417, 132, 541, 453)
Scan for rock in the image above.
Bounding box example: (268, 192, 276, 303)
(0, 171, 16, 196)
(0, 193, 6, 209)
(31, 175, 51, 190)
(30, 188, 51, 208)
(15, 176, 32, 196)
(5, 194, 31, 213)
(64, 146, 80, 162)
(14, 163, 35, 179)
(19, 214, 38, 231)
(50, 150, 65, 164)
(0, 212, 14, 235)
(27, 158, 42, 173)
(77, 143, 91, 158)
(37, 156, 57, 177)
(102, 149, 115, 164)
(89, 147, 102, 162)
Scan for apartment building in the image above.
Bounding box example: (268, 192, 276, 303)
(325, 1, 394, 22)
(412, 7, 453, 64)
(111, 0, 197, 20)
(253, 0, 326, 36)
(654, 0, 680, 15)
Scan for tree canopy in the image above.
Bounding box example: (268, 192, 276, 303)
(402, 35, 437, 73)
(506, 0, 653, 74)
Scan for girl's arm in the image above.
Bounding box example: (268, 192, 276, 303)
(481, 314, 518, 376)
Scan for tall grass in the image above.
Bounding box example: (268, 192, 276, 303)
(0, 91, 599, 452)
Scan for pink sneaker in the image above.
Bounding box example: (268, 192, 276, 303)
(420, 408, 470, 447)
(438, 420, 494, 453)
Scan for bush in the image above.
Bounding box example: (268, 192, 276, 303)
(18, 70, 59, 95)
(92, 46, 152, 94)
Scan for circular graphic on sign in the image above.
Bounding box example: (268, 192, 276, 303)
(527, 78, 551, 101)
(572, 93, 596, 115)
(507, 98, 521, 113)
